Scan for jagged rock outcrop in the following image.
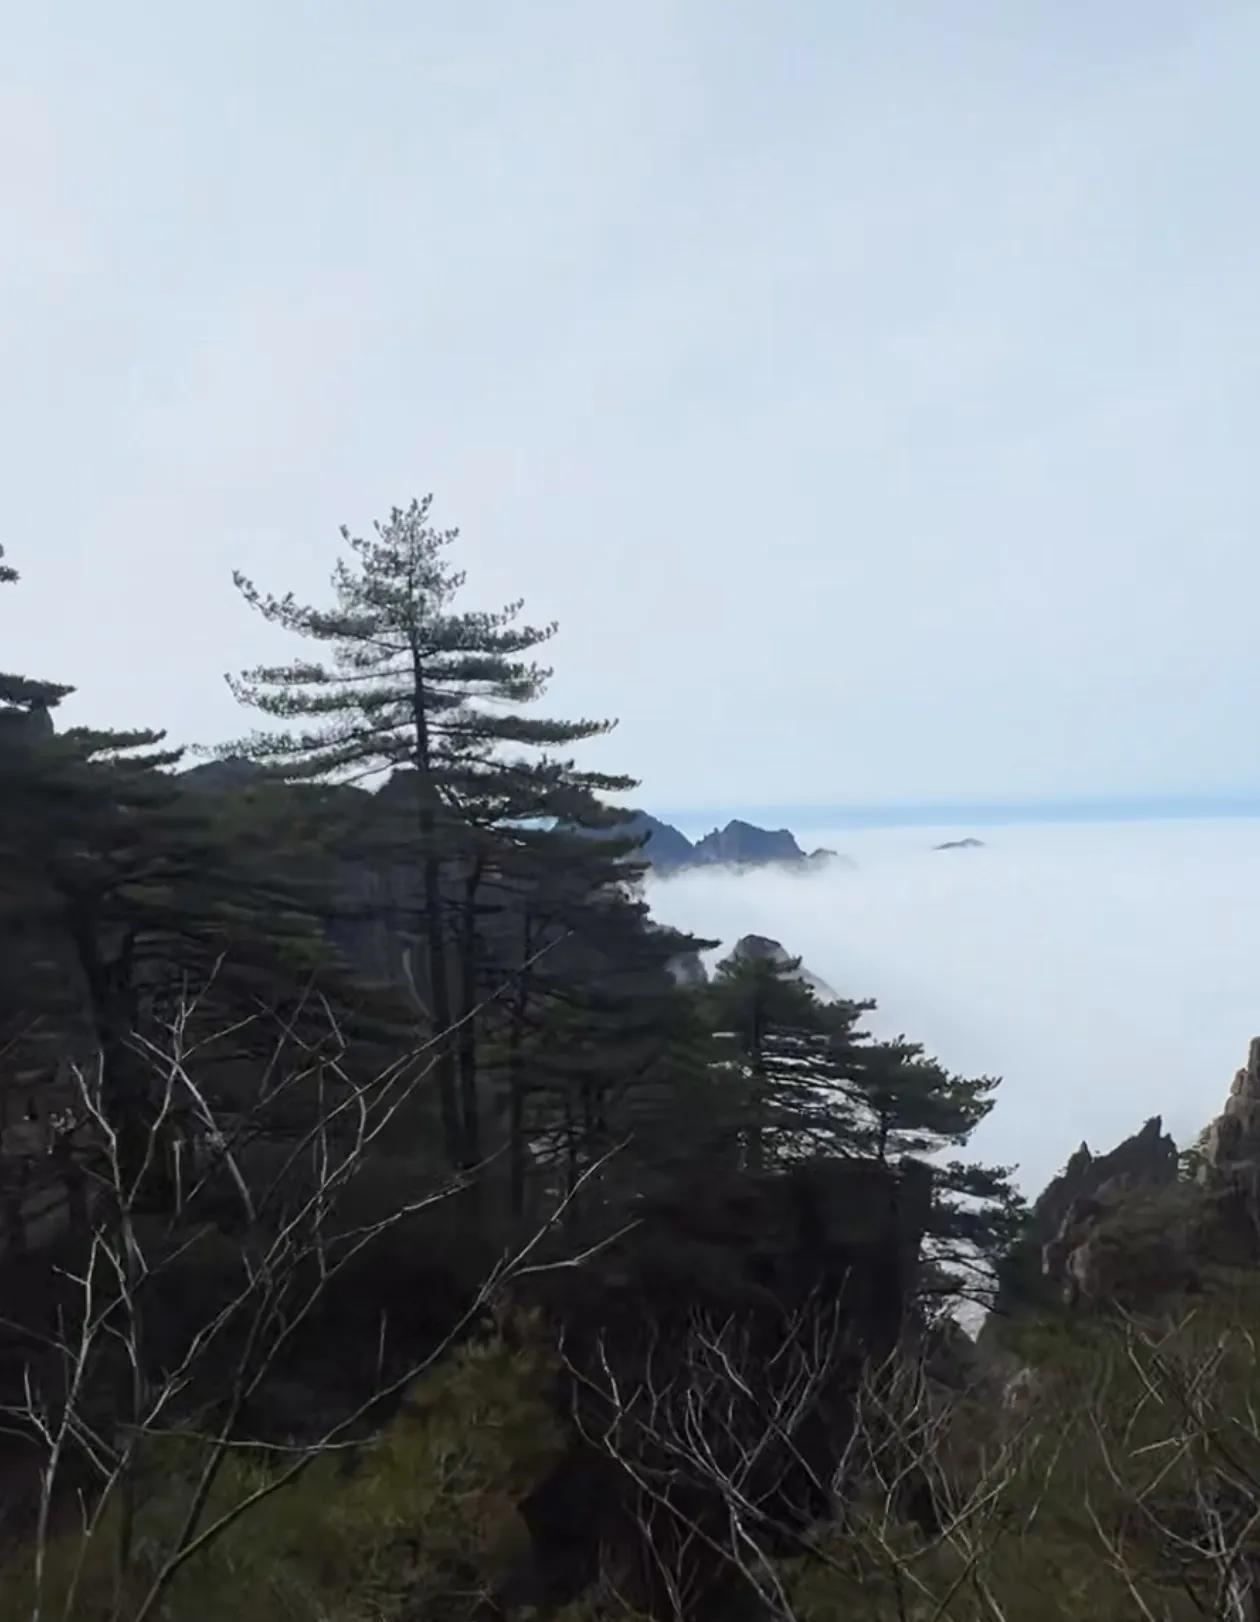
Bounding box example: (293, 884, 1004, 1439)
(689, 822, 852, 873)
(935, 837, 985, 851)
(563, 811, 851, 877)
(1032, 1117, 1179, 1249)
(722, 934, 838, 1003)
(1197, 1037, 1260, 1193)
(1024, 1045, 1260, 1312)
(1033, 1118, 1180, 1305)
(693, 820, 804, 867)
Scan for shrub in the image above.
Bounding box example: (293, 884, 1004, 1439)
(0, 1322, 563, 1622)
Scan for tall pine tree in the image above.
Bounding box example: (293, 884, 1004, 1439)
(218, 496, 632, 1168)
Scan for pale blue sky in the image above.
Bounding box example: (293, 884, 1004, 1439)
(5, 2, 1260, 814)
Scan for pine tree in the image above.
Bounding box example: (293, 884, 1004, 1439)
(0, 543, 73, 731)
(1, 548, 409, 1190)
(218, 496, 631, 1169)
(830, 1032, 997, 1167)
(496, 854, 716, 1220)
(702, 946, 1024, 1302)
(706, 952, 863, 1170)
(0, 545, 86, 1094)
(827, 1024, 1024, 1303)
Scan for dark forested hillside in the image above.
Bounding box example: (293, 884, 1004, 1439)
(9, 514, 1255, 1620)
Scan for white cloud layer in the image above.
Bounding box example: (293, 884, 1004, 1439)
(646, 818, 1260, 1197)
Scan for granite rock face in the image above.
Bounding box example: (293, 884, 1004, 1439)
(1032, 1117, 1181, 1306)
(1032, 1117, 1179, 1249)
(1042, 1182, 1202, 1308)
(1184, 1037, 1260, 1268)
(1031, 1044, 1260, 1309)
(1197, 1037, 1260, 1190)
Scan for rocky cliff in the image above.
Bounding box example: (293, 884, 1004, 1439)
(1035, 1118, 1182, 1307)
(1032, 1117, 1179, 1249)
(1013, 1044, 1260, 1313)
(1196, 1036, 1260, 1195)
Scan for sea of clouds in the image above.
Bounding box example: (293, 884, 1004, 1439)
(644, 819, 1260, 1200)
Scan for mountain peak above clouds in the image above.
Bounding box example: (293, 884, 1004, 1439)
(568, 812, 853, 877)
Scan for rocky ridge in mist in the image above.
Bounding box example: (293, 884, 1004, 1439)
(1003, 1041, 1260, 1314)
(570, 809, 849, 877)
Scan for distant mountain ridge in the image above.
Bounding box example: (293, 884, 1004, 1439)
(571, 810, 848, 877)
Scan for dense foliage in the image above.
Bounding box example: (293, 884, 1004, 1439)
(0, 515, 1082, 1621)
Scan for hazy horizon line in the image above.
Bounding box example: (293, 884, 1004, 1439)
(652, 794, 1260, 834)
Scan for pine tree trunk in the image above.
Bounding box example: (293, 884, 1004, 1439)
(65, 908, 150, 1195)
(564, 1088, 578, 1208)
(419, 830, 460, 1167)
(456, 857, 484, 1168)
(409, 656, 461, 1167)
(507, 912, 534, 1220)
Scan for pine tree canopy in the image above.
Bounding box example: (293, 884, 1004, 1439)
(216, 498, 627, 805)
